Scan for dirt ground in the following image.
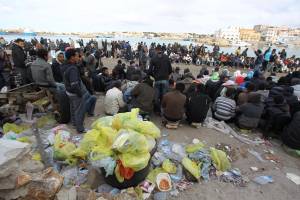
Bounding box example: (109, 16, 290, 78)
(81, 58, 300, 200)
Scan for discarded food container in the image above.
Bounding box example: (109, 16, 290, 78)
(156, 173, 172, 192)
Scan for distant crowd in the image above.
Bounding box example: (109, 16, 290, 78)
(0, 37, 300, 151)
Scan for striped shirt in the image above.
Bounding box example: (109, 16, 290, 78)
(214, 96, 236, 121)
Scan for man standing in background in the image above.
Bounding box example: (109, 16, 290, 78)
(12, 38, 28, 84)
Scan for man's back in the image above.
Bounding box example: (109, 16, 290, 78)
(12, 44, 26, 68)
(104, 87, 125, 115)
(31, 58, 55, 86)
(162, 90, 186, 119)
(149, 54, 172, 81)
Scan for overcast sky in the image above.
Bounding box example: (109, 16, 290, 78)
(1, 0, 299, 33)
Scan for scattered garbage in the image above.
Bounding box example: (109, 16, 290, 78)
(253, 176, 274, 185)
(220, 169, 248, 187)
(286, 173, 300, 185)
(248, 149, 265, 162)
(250, 167, 259, 172)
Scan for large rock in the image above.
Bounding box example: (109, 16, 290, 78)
(0, 139, 31, 178)
(56, 187, 97, 200)
(0, 168, 63, 200)
(56, 186, 77, 200)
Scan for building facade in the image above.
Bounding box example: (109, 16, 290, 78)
(239, 29, 261, 42)
(215, 26, 240, 42)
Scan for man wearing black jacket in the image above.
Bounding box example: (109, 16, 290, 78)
(148, 45, 172, 113)
(12, 38, 28, 84)
(61, 48, 96, 133)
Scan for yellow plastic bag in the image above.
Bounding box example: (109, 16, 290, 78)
(147, 167, 166, 183)
(32, 152, 42, 161)
(70, 148, 87, 160)
(112, 108, 139, 130)
(123, 120, 161, 139)
(3, 123, 29, 134)
(162, 159, 177, 174)
(185, 143, 205, 153)
(98, 127, 118, 148)
(91, 116, 114, 130)
(17, 136, 30, 143)
(112, 129, 149, 154)
(79, 129, 101, 152)
(54, 142, 76, 161)
(90, 146, 114, 161)
(36, 114, 55, 128)
(182, 157, 201, 179)
(119, 152, 150, 171)
(53, 133, 76, 161)
(210, 147, 231, 171)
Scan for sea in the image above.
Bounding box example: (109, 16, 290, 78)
(2, 34, 300, 57)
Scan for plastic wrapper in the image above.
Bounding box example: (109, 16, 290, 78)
(112, 129, 149, 154)
(210, 147, 231, 171)
(118, 160, 135, 180)
(119, 152, 150, 171)
(181, 157, 201, 180)
(91, 116, 114, 130)
(91, 157, 116, 177)
(185, 143, 205, 153)
(162, 159, 177, 174)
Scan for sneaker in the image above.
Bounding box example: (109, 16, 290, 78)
(191, 123, 201, 129)
(166, 123, 178, 129)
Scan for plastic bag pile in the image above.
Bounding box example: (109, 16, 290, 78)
(53, 109, 161, 183)
(148, 139, 231, 184)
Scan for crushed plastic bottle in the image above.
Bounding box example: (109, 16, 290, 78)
(253, 176, 273, 185)
(170, 164, 183, 182)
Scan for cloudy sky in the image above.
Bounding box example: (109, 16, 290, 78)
(0, 0, 299, 33)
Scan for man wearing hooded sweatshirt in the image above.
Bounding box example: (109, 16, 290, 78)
(61, 48, 96, 133)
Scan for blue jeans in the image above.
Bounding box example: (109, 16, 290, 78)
(69, 93, 96, 132)
(154, 80, 169, 112)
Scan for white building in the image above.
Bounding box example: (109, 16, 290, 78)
(215, 27, 240, 42)
(260, 28, 278, 43)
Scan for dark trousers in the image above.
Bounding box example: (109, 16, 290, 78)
(68, 93, 96, 132)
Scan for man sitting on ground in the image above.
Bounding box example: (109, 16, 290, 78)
(236, 92, 264, 130)
(104, 81, 126, 115)
(213, 87, 236, 121)
(161, 83, 186, 129)
(31, 48, 64, 92)
(130, 76, 155, 118)
(186, 83, 211, 128)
